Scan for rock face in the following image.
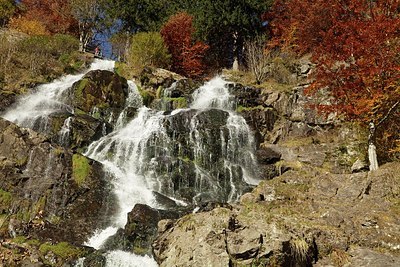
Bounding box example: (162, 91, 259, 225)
(0, 118, 115, 244)
(153, 163, 400, 266)
(138, 66, 200, 110)
(69, 70, 128, 118)
(104, 204, 183, 256)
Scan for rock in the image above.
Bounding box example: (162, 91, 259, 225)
(68, 70, 128, 124)
(138, 67, 199, 109)
(0, 118, 115, 244)
(124, 204, 160, 255)
(104, 204, 184, 255)
(153, 163, 400, 266)
(351, 158, 368, 173)
(256, 147, 281, 164)
(0, 90, 16, 112)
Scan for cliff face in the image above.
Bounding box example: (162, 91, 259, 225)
(0, 117, 115, 244)
(0, 62, 398, 266)
(153, 163, 400, 266)
(151, 65, 400, 266)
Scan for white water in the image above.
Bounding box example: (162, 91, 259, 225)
(191, 76, 235, 110)
(3, 59, 115, 132)
(1, 62, 259, 266)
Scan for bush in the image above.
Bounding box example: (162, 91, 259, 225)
(0, 0, 16, 27)
(10, 17, 49, 35)
(0, 31, 86, 93)
(126, 32, 171, 75)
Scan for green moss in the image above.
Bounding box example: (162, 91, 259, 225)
(138, 86, 155, 107)
(236, 105, 265, 113)
(72, 154, 90, 186)
(34, 196, 46, 214)
(164, 97, 188, 109)
(39, 242, 84, 259)
(156, 86, 164, 99)
(12, 236, 27, 244)
(132, 246, 149, 255)
(0, 189, 12, 209)
(26, 239, 41, 247)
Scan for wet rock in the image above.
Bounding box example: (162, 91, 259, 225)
(0, 118, 115, 244)
(0, 91, 16, 112)
(104, 204, 183, 255)
(68, 70, 128, 124)
(138, 67, 200, 110)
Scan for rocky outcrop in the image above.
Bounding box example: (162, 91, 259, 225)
(68, 70, 128, 118)
(153, 162, 400, 266)
(227, 78, 367, 176)
(138, 67, 200, 110)
(0, 118, 115, 244)
(0, 90, 16, 113)
(0, 238, 93, 266)
(104, 204, 184, 256)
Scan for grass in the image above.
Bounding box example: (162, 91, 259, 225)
(289, 238, 309, 263)
(0, 189, 12, 209)
(39, 241, 84, 259)
(72, 154, 90, 186)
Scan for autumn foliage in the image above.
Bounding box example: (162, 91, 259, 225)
(268, 0, 400, 159)
(11, 0, 77, 35)
(161, 12, 209, 78)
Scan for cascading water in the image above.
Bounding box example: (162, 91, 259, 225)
(2, 59, 115, 136)
(1, 59, 259, 266)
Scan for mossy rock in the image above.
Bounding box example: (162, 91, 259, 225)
(70, 70, 128, 114)
(72, 154, 90, 186)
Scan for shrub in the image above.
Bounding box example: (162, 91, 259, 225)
(0, 0, 16, 27)
(126, 32, 171, 75)
(0, 30, 86, 92)
(10, 17, 50, 35)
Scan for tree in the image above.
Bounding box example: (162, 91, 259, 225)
(0, 0, 16, 27)
(188, 0, 272, 68)
(15, 0, 78, 35)
(102, 0, 181, 33)
(69, 0, 104, 52)
(268, 0, 400, 160)
(126, 32, 170, 74)
(161, 12, 208, 78)
(244, 35, 269, 84)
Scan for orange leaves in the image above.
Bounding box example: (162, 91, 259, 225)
(12, 0, 78, 36)
(10, 17, 49, 35)
(161, 12, 209, 78)
(269, 0, 400, 159)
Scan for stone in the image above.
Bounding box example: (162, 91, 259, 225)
(153, 162, 400, 266)
(351, 158, 368, 173)
(67, 70, 128, 125)
(0, 118, 115, 244)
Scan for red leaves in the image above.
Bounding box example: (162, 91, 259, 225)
(161, 12, 209, 78)
(268, 0, 400, 159)
(15, 0, 78, 35)
(269, 0, 400, 120)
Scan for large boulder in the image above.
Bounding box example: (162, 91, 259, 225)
(0, 118, 115, 244)
(103, 204, 183, 255)
(68, 70, 128, 124)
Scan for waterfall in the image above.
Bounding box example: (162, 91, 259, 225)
(2, 59, 115, 133)
(1, 60, 260, 266)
